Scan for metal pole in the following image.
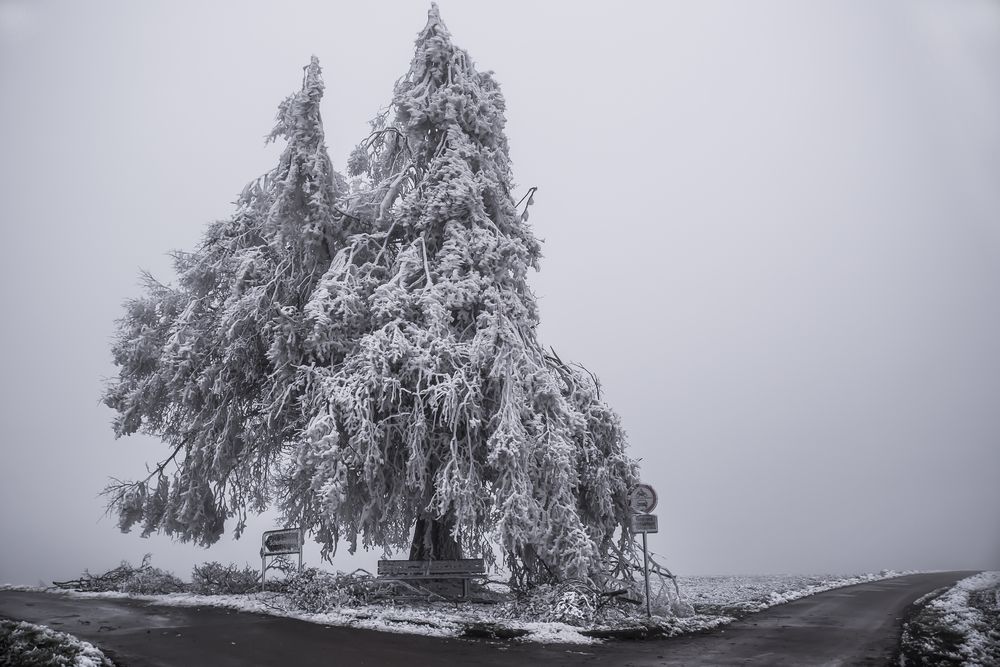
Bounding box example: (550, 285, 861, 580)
(261, 553, 266, 592)
(642, 531, 651, 618)
(299, 529, 304, 572)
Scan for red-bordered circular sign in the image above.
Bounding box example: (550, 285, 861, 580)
(628, 484, 658, 513)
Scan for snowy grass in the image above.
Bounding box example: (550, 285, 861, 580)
(675, 569, 917, 618)
(55, 588, 608, 645)
(899, 571, 1000, 666)
(0, 619, 115, 667)
(2, 569, 915, 645)
(57, 586, 748, 644)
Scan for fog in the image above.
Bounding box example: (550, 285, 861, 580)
(1, 0, 998, 586)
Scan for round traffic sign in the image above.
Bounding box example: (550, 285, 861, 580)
(628, 483, 658, 513)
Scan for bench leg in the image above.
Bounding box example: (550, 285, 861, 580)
(463, 578, 469, 599)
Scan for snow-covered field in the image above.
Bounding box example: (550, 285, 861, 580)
(0, 618, 114, 667)
(49, 588, 629, 645)
(3, 569, 914, 645)
(675, 570, 916, 617)
(899, 571, 1000, 666)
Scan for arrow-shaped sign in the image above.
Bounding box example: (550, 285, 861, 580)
(261, 528, 302, 555)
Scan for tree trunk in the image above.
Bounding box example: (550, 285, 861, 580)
(409, 516, 462, 560)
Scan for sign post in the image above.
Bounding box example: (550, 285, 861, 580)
(643, 531, 650, 619)
(260, 527, 303, 590)
(628, 484, 659, 618)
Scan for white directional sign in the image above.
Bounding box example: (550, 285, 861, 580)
(630, 513, 659, 534)
(628, 484, 658, 514)
(261, 528, 302, 556)
(260, 527, 304, 590)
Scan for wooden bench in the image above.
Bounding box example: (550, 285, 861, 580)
(377, 558, 487, 599)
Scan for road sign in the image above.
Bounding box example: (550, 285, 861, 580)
(261, 528, 304, 590)
(630, 513, 658, 534)
(628, 484, 658, 513)
(261, 528, 302, 556)
(628, 506, 660, 619)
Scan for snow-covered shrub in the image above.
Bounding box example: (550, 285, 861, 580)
(285, 569, 340, 612)
(285, 568, 375, 612)
(549, 587, 599, 626)
(190, 562, 260, 595)
(119, 567, 186, 595)
(649, 577, 694, 617)
(503, 575, 689, 627)
(502, 582, 600, 626)
(52, 554, 184, 594)
(0, 619, 115, 667)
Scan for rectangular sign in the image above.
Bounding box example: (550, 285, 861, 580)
(630, 513, 658, 534)
(261, 528, 302, 556)
(377, 559, 486, 577)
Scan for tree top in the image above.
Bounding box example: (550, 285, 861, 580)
(420, 3, 448, 40)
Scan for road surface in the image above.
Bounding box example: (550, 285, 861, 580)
(0, 571, 972, 666)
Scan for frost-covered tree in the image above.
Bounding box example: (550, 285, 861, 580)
(104, 57, 352, 543)
(106, 8, 637, 586)
(281, 6, 638, 583)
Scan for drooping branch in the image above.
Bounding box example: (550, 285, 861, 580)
(100, 436, 188, 511)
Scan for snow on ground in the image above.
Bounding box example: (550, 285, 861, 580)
(0, 618, 115, 667)
(3, 569, 915, 645)
(0, 584, 38, 592)
(53, 588, 604, 645)
(899, 571, 1000, 666)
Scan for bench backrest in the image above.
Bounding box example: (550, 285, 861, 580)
(377, 558, 485, 576)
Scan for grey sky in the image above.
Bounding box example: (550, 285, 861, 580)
(1, 0, 998, 585)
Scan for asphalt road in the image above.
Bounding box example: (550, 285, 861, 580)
(0, 571, 973, 666)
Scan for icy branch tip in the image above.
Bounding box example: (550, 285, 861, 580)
(303, 55, 322, 90)
(422, 3, 449, 37)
